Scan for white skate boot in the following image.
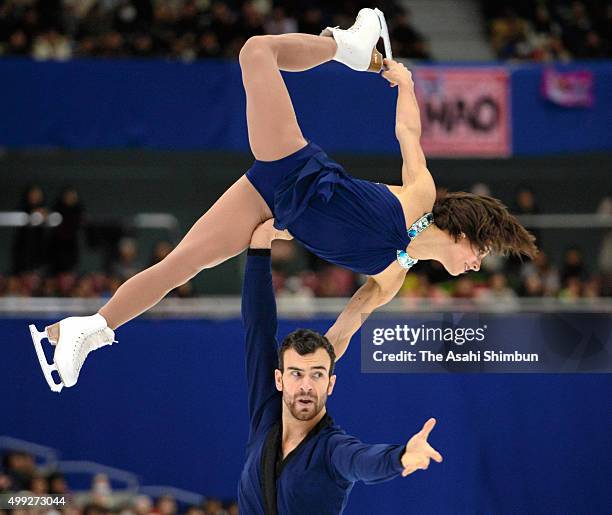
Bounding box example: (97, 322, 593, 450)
(29, 313, 115, 392)
(320, 8, 393, 72)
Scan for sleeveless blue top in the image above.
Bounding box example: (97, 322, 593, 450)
(246, 142, 410, 276)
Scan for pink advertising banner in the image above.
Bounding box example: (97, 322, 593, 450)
(541, 68, 594, 108)
(413, 67, 511, 157)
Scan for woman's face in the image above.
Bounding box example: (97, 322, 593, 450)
(445, 235, 488, 276)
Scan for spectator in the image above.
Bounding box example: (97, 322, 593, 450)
(73, 274, 97, 298)
(56, 271, 78, 297)
(149, 240, 174, 266)
(479, 272, 519, 302)
(29, 473, 48, 495)
(0, 471, 12, 492)
(6, 30, 31, 55)
(559, 275, 582, 300)
(132, 495, 153, 515)
(399, 272, 431, 298)
(210, 2, 239, 51)
(520, 273, 544, 297)
(197, 31, 221, 58)
(49, 186, 84, 274)
(297, 8, 324, 35)
(48, 472, 68, 495)
(265, 7, 297, 35)
(316, 266, 357, 297)
(390, 8, 430, 60)
(483, 0, 609, 61)
(453, 276, 476, 299)
(12, 184, 49, 275)
(112, 237, 141, 280)
(513, 186, 539, 215)
(154, 495, 177, 515)
(2, 451, 36, 491)
(203, 498, 223, 515)
(520, 251, 560, 297)
(239, 2, 265, 41)
(174, 280, 194, 298)
(490, 8, 530, 60)
(32, 28, 72, 60)
(560, 247, 587, 286)
(131, 32, 156, 57)
(91, 473, 112, 507)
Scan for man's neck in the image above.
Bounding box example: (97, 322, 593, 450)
(281, 406, 327, 449)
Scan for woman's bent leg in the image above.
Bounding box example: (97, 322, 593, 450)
(239, 34, 336, 162)
(98, 176, 272, 329)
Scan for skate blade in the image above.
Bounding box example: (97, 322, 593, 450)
(29, 324, 64, 393)
(374, 8, 393, 61)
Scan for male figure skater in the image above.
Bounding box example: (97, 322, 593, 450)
(239, 220, 442, 514)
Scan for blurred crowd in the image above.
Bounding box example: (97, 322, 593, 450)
(0, 451, 237, 515)
(0, 0, 430, 61)
(2, 185, 193, 299)
(2, 183, 610, 301)
(1, 0, 609, 63)
(482, 0, 611, 61)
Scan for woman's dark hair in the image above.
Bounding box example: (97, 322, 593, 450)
(279, 329, 336, 375)
(433, 191, 538, 258)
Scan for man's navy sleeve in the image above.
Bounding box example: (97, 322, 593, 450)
(241, 250, 281, 440)
(328, 434, 406, 485)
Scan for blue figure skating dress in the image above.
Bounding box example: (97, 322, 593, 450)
(246, 141, 413, 276)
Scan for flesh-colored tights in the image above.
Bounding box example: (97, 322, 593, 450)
(97, 34, 337, 329)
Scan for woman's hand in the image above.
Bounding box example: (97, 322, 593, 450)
(381, 58, 413, 88)
(249, 219, 293, 249)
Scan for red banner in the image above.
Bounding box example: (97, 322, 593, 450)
(414, 67, 511, 157)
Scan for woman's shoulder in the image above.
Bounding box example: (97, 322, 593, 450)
(386, 178, 436, 223)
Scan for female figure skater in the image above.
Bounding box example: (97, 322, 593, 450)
(31, 8, 536, 392)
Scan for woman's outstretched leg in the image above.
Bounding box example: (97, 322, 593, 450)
(43, 175, 271, 342)
(97, 177, 271, 329)
(238, 34, 337, 161)
(41, 176, 271, 387)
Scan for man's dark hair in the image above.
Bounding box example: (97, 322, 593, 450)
(278, 329, 336, 375)
(433, 191, 538, 259)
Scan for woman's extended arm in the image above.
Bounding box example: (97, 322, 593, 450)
(382, 59, 433, 194)
(325, 267, 406, 360)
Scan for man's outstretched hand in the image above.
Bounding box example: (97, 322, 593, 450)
(250, 219, 293, 249)
(400, 418, 443, 477)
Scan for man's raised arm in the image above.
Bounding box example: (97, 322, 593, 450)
(241, 221, 290, 437)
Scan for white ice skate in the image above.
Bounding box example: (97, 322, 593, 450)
(29, 313, 115, 392)
(321, 8, 393, 72)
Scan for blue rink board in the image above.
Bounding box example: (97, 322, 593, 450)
(1, 58, 610, 155)
(2, 317, 612, 515)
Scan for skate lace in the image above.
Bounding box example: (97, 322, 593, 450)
(73, 328, 113, 374)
